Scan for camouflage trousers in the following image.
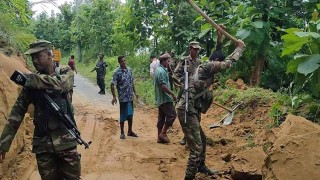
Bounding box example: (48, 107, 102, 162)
(177, 109, 206, 178)
(35, 147, 81, 180)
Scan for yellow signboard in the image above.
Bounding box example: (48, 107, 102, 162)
(52, 49, 61, 62)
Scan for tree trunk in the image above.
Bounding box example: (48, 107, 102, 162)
(250, 0, 269, 86)
(77, 41, 82, 63)
(250, 55, 265, 86)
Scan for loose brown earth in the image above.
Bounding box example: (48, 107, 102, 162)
(0, 53, 320, 180)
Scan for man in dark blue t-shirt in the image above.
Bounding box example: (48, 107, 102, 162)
(91, 53, 107, 94)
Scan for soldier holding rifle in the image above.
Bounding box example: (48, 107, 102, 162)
(173, 39, 245, 179)
(0, 40, 82, 180)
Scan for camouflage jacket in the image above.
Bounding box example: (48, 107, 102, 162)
(175, 47, 244, 113)
(172, 55, 202, 86)
(173, 55, 202, 113)
(0, 66, 77, 153)
(168, 57, 178, 75)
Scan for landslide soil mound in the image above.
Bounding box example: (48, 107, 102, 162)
(0, 53, 32, 179)
(199, 79, 320, 180)
(263, 115, 320, 180)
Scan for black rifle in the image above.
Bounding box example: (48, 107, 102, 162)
(10, 70, 92, 149)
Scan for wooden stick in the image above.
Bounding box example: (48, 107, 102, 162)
(187, 0, 238, 43)
(212, 101, 232, 112)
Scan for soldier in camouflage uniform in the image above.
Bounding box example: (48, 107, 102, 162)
(168, 49, 177, 91)
(0, 40, 81, 180)
(173, 40, 245, 180)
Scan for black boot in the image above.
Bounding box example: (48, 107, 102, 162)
(198, 164, 218, 175)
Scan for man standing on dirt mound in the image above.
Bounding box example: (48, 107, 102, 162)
(173, 40, 245, 179)
(153, 53, 177, 143)
(0, 40, 81, 180)
(111, 55, 139, 140)
(91, 52, 107, 94)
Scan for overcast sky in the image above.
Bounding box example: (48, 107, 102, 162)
(29, 0, 74, 17)
(29, 0, 126, 17)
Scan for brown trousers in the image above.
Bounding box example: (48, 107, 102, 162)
(157, 102, 177, 129)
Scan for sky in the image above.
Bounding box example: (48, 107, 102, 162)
(30, 0, 126, 17)
(30, 0, 74, 17)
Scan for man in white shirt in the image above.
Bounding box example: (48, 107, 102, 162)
(149, 55, 159, 77)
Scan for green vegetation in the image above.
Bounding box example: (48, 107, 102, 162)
(269, 102, 286, 127)
(0, 1, 34, 54)
(213, 85, 320, 123)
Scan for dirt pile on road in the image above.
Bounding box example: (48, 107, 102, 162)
(262, 115, 320, 180)
(0, 53, 31, 179)
(201, 83, 320, 180)
(201, 97, 271, 179)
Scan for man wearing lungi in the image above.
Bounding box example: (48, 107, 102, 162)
(111, 55, 139, 139)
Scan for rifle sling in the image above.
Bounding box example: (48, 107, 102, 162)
(194, 88, 209, 99)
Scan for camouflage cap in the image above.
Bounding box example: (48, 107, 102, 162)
(189, 41, 201, 49)
(159, 53, 171, 60)
(25, 40, 52, 55)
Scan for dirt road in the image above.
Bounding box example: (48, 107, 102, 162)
(12, 74, 188, 180)
(73, 74, 188, 179)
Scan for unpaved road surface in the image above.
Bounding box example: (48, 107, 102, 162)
(15, 74, 188, 180)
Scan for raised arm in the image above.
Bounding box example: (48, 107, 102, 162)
(216, 24, 225, 51)
(209, 39, 246, 73)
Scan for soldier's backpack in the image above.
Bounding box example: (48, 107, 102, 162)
(194, 88, 213, 114)
(193, 64, 214, 114)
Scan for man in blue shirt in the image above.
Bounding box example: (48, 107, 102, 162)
(111, 55, 138, 139)
(154, 53, 177, 143)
